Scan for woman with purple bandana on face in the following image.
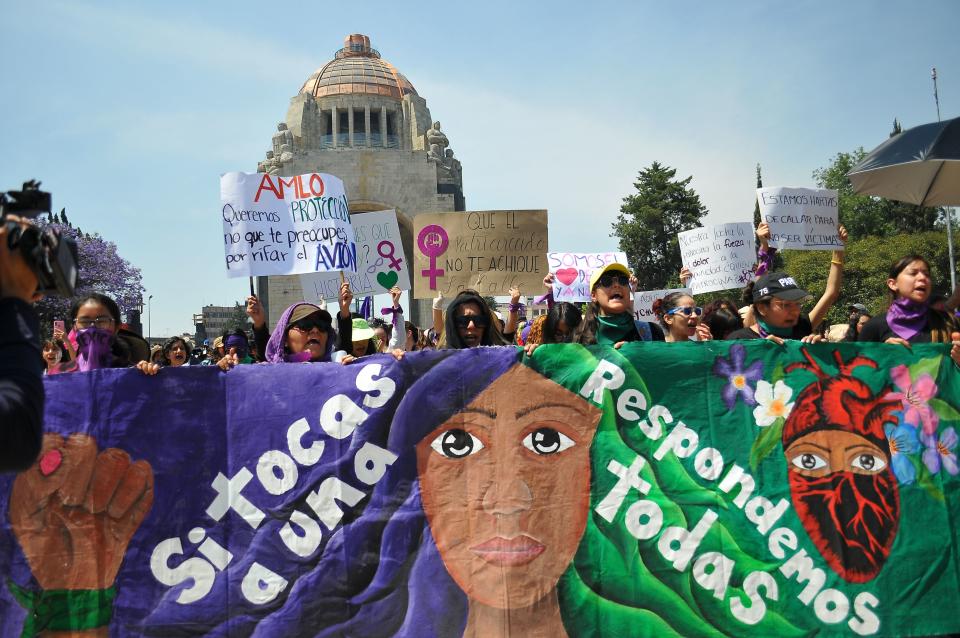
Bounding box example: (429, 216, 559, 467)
(53, 293, 139, 374)
(859, 254, 960, 365)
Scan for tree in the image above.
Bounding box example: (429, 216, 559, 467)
(224, 302, 251, 332)
(812, 149, 942, 239)
(33, 218, 144, 334)
(781, 231, 952, 328)
(612, 162, 708, 290)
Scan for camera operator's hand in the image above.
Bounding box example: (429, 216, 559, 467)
(0, 215, 40, 302)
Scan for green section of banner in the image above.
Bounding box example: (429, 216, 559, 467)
(528, 341, 960, 638)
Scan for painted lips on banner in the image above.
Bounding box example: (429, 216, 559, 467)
(757, 187, 841, 251)
(220, 172, 357, 278)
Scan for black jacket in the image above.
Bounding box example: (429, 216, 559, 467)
(0, 298, 44, 471)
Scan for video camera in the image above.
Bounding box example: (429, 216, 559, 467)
(1, 180, 78, 297)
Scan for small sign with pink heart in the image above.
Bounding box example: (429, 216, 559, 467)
(547, 251, 629, 302)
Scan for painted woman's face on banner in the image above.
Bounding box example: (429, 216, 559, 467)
(416, 365, 602, 609)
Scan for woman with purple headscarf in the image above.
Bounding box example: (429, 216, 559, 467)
(859, 254, 960, 365)
(246, 281, 354, 364)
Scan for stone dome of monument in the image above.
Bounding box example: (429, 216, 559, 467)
(300, 34, 417, 100)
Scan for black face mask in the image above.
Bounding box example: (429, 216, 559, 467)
(789, 469, 899, 583)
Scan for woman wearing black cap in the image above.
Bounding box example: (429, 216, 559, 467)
(727, 226, 846, 343)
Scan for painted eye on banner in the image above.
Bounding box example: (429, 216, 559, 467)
(852, 453, 886, 473)
(792, 453, 827, 471)
(522, 428, 575, 455)
(431, 429, 484, 459)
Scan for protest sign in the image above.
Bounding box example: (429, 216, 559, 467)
(757, 187, 841, 250)
(633, 287, 693, 321)
(678, 222, 756, 294)
(299, 209, 410, 301)
(547, 251, 628, 302)
(220, 171, 356, 278)
(4, 344, 960, 637)
(412, 210, 548, 299)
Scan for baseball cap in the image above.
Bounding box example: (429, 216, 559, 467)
(752, 272, 810, 302)
(849, 303, 868, 313)
(588, 262, 631, 291)
(351, 318, 376, 342)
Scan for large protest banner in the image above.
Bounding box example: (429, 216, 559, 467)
(548, 251, 628, 302)
(678, 222, 757, 294)
(412, 210, 547, 298)
(757, 187, 842, 250)
(3, 344, 960, 637)
(299, 209, 410, 302)
(220, 172, 356, 277)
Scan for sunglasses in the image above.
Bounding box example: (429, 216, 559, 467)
(597, 273, 630, 288)
(454, 314, 489, 329)
(290, 317, 330, 333)
(666, 306, 703, 317)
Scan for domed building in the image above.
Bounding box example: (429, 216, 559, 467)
(256, 34, 465, 328)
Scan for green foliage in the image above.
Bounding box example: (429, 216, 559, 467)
(812, 148, 942, 238)
(613, 162, 708, 290)
(780, 231, 953, 327)
(224, 302, 251, 332)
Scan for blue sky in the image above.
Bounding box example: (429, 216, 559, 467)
(3, 0, 958, 336)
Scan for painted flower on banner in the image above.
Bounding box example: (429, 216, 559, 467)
(753, 380, 794, 427)
(885, 422, 920, 485)
(713, 344, 764, 410)
(885, 365, 939, 435)
(922, 426, 959, 476)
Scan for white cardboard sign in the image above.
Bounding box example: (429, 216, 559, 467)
(678, 222, 756, 295)
(547, 251, 628, 302)
(220, 171, 356, 278)
(299, 209, 410, 301)
(757, 187, 841, 250)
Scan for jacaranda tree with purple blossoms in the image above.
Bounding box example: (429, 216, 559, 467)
(33, 218, 143, 334)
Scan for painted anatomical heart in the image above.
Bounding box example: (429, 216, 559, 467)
(9, 433, 154, 590)
(781, 351, 901, 584)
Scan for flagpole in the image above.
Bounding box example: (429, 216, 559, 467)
(933, 67, 956, 290)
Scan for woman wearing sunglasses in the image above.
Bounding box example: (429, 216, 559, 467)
(652, 292, 712, 342)
(243, 281, 354, 365)
(574, 263, 664, 347)
(438, 289, 508, 349)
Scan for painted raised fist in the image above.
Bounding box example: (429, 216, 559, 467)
(9, 433, 154, 590)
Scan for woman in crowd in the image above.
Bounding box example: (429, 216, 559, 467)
(652, 291, 711, 342)
(727, 225, 846, 343)
(433, 289, 508, 349)
(859, 255, 960, 365)
(241, 281, 353, 365)
(41, 325, 76, 375)
(404, 321, 420, 352)
(574, 263, 665, 346)
(700, 298, 743, 340)
(213, 329, 256, 370)
(63, 293, 140, 371)
(844, 305, 872, 342)
(160, 336, 191, 368)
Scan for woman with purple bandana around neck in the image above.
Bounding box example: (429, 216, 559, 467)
(859, 254, 960, 365)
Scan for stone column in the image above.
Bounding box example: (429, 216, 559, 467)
(364, 106, 371, 147)
(348, 107, 354, 147)
(331, 106, 337, 148)
(380, 106, 387, 148)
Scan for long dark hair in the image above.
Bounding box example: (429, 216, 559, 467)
(405, 320, 419, 351)
(441, 290, 507, 348)
(844, 312, 870, 342)
(543, 302, 582, 343)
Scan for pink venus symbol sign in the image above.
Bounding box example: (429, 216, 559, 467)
(417, 225, 448, 289)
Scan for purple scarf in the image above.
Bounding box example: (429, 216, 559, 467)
(887, 297, 929, 341)
(75, 327, 114, 371)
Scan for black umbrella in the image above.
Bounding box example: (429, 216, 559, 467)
(847, 116, 960, 205)
(847, 115, 960, 287)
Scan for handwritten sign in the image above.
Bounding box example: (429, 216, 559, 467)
(547, 252, 628, 302)
(678, 222, 756, 295)
(220, 172, 356, 278)
(299, 209, 410, 301)
(412, 210, 548, 299)
(633, 288, 693, 321)
(757, 187, 841, 250)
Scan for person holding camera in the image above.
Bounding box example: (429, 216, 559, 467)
(0, 214, 44, 471)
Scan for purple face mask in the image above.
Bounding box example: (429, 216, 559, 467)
(75, 327, 115, 371)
